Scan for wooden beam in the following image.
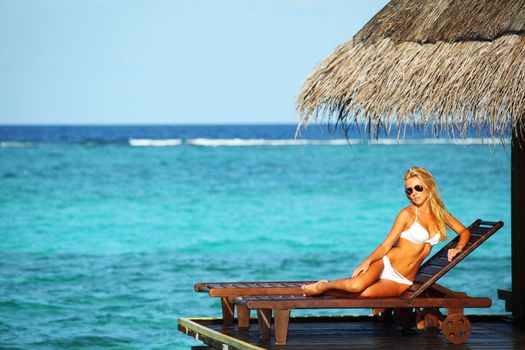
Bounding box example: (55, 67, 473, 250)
(220, 297, 234, 327)
(239, 295, 491, 310)
(512, 134, 525, 322)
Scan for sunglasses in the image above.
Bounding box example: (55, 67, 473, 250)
(405, 185, 424, 195)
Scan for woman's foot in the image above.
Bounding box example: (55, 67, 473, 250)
(302, 280, 328, 296)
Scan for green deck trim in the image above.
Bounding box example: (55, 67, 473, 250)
(178, 317, 264, 350)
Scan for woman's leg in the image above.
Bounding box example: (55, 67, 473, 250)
(302, 258, 384, 296)
(359, 279, 411, 298)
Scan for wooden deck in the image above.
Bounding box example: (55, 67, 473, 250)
(178, 315, 525, 350)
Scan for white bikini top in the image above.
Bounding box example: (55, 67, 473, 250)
(400, 207, 440, 246)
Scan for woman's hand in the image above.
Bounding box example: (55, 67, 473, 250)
(351, 261, 370, 278)
(447, 247, 463, 261)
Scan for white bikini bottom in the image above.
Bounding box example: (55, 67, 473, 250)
(380, 256, 413, 285)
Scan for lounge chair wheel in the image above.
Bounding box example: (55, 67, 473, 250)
(416, 307, 444, 334)
(393, 308, 416, 330)
(373, 308, 394, 322)
(442, 314, 471, 344)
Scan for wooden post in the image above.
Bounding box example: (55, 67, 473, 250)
(220, 297, 234, 327)
(236, 304, 250, 329)
(274, 309, 291, 345)
(257, 309, 272, 340)
(512, 133, 525, 322)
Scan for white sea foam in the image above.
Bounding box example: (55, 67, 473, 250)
(107, 137, 514, 147)
(184, 138, 510, 147)
(0, 141, 36, 148)
(129, 139, 183, 147)
(186, 138, 353, 146)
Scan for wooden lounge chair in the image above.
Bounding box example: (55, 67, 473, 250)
(195, 219, 503, 344)
(233, 219, 503, 345)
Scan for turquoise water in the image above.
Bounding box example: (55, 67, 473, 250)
(0, 127, 511, 349)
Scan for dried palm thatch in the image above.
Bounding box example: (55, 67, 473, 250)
(296, 0, 525, 141)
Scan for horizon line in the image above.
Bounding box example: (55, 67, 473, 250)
(0, 122, 302, 127)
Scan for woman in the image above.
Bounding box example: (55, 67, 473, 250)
(302, 166, 470, 298)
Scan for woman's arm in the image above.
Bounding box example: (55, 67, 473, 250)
(351, 209, 410, 278)
(445, 213, 470, 261)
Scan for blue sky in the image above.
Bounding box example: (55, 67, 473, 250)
(0, 0, 388, 125)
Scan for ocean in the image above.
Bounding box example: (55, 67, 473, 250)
(0, 125, 511, 349)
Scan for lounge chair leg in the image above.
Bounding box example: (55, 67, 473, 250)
(257, 309, 272, 340)
(446, 307, 464, 316)
(274, 309, 290, 345)
(443, 309, 471, 344)
(237, 304, 250, 329)
(394, 308, 416, 330)
(221, 297, 234, 327)
(416, 308, 444, 334)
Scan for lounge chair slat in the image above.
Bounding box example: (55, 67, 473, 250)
(470, 229, 487, 237)
(195, 281, 314, 289)
(425, 259, 449, 268)
(470, 229, 486, 236)
(209, 286, 307, 297)
(419, 265, 443, 275)
(267, 283, 284, 288)
(479, 220, 500, 226)
(204, 283, 229, 289)
(437, 249, 450, 257)
(284, 283, 301, 287)
(414, 275, 432, 284)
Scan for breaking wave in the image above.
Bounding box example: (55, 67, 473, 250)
(128, 139, 183, 147)
(128, 138, 510, 147)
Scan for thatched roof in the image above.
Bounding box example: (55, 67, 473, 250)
(296, 0, 525, 140)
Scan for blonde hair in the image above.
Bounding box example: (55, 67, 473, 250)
(404, 166, 449, 241)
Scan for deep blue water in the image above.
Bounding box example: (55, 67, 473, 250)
(0, 124, 503, 145)
(0, 125, 511, 349)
